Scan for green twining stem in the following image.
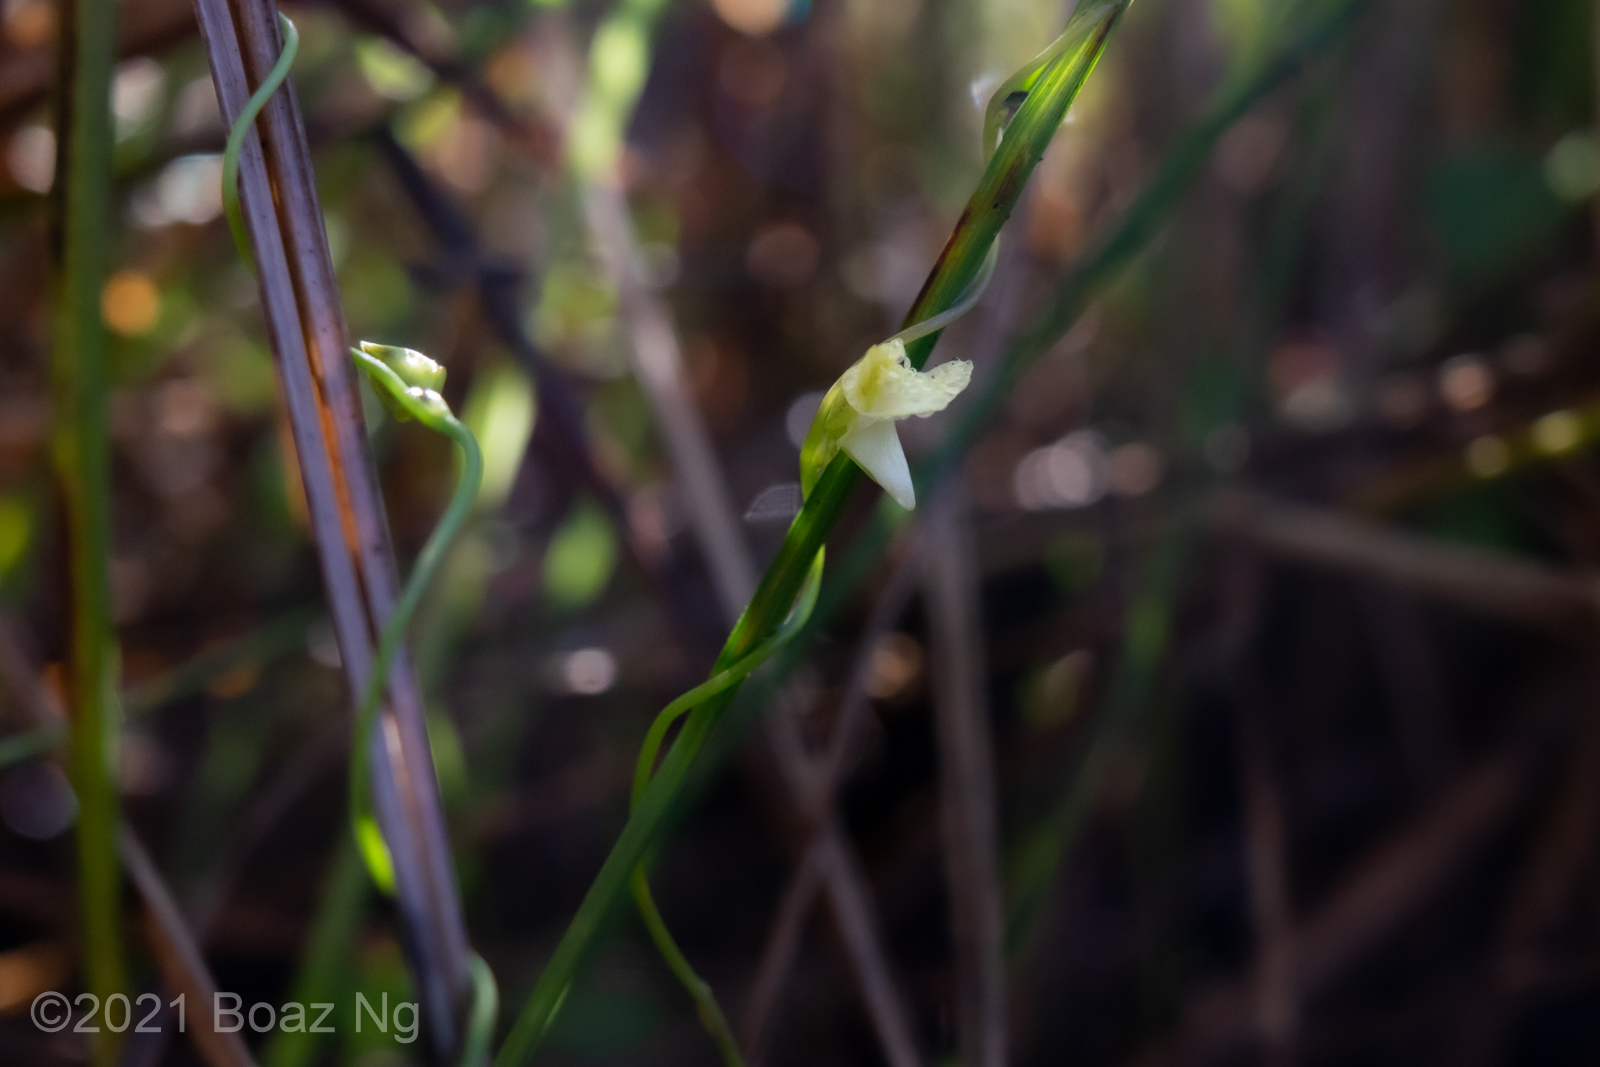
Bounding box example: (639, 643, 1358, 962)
(891, 242, 999, 347)
(346, 347, 500, 1067)
(626, 551, 823, 1067)
(345, 348, 482, 893)
(503, 6, 1130, 1065)
(462, 953, 501, 1067)
(618, 7, 1021, 1053)
(497, 460, 859, 1067)
(222, 12, 298, 273)
(626, 133, 995, 1067)
(219, 23, 497, 1056)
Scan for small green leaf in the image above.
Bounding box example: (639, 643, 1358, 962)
(0, 496, 33, 577)
(462, 361, 537, 510)
(354, 36, 436, 102)
(543, 502, 617, 611)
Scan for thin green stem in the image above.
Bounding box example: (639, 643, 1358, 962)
(344, 348, 499, 1067)
(630, 555, 823, 811)
(345, 348, 483, 893)
(262, 836, 369, 1067)
(495, 5, 1131, 1061)
(461, 953, 501, 1067)
(668, 0, 1371, 981)
(52, 0, 125, 1058)
(630, 868, 745, 1065)
(899, 0, 1128, 369)
(624, 553, 823, 1067)
(122, 606, 318, 717)
(222, 12, 298, 273)
(219, 20, 489, 1058)
(261, 344, 494, 1067)
(0, 729, 63, 769)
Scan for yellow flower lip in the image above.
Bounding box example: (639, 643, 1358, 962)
(798, 242, 990, 510)
(797, 340, 974, 510)
(841, 339, 972, 420)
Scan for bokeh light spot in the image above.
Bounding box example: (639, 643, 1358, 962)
(6, 125, 53, 193)
(711, 0, 789, 36)
(1531, 410, 1582, 455)
(747, 222, 819, 288)
(1107, 442, 1163, 497)
(1439, 353, 1494, 412)
(0, 761, 77, 840)
(112, 58, 166, 139)
(543, 503, 617, 611)
(4, 0, 52, 48)
(355, 36, 435, 101)
(1465, 435, 1510, 478)
(1545, 132, 1600, 203)
(1014, 431, 1106, 510)
(101, 271, 162, 337)
(866, 632, 922, 700)
(559, 648, 618, 695)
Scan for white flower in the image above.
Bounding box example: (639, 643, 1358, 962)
(801, 339, 972, 510)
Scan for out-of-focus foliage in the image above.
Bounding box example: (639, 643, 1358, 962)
(8, 0, 1600, 1061)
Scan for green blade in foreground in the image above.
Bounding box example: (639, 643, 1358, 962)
(52, 0, 127, 1062)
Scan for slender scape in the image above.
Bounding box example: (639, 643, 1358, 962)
(628, 211, 1000, 1062)
(346, 345, 498, 1067)
(495, 3, 1132, 1062)
(344, 345, 483, 895)
(626, 551, 823, 1067)
(218, 25, 496, 1063)
(710, 0, 1373, 964)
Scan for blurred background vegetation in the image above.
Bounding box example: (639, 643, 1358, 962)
(5, 0, 1600, 1062)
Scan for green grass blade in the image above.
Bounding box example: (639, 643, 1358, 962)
(262, 838, 369, 1067)
(121, 607, 319, 718)
(931, 0, 1369, 483)
(51, 0, 126, 1060)
(901, 0, 1129, 367)
(0, 729, 64, 769)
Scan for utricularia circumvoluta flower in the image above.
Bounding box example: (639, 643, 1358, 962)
(358, 340, 450, 422)
(801, 337, 972, 510)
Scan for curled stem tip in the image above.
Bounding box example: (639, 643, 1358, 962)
(221, 12, 299, 274)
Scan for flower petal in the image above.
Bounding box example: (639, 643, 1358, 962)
(841, 415, 915, 509)
(799, 381, 852, 498)
(842, 339, 972, 419)
(359, 341, 447, 393)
